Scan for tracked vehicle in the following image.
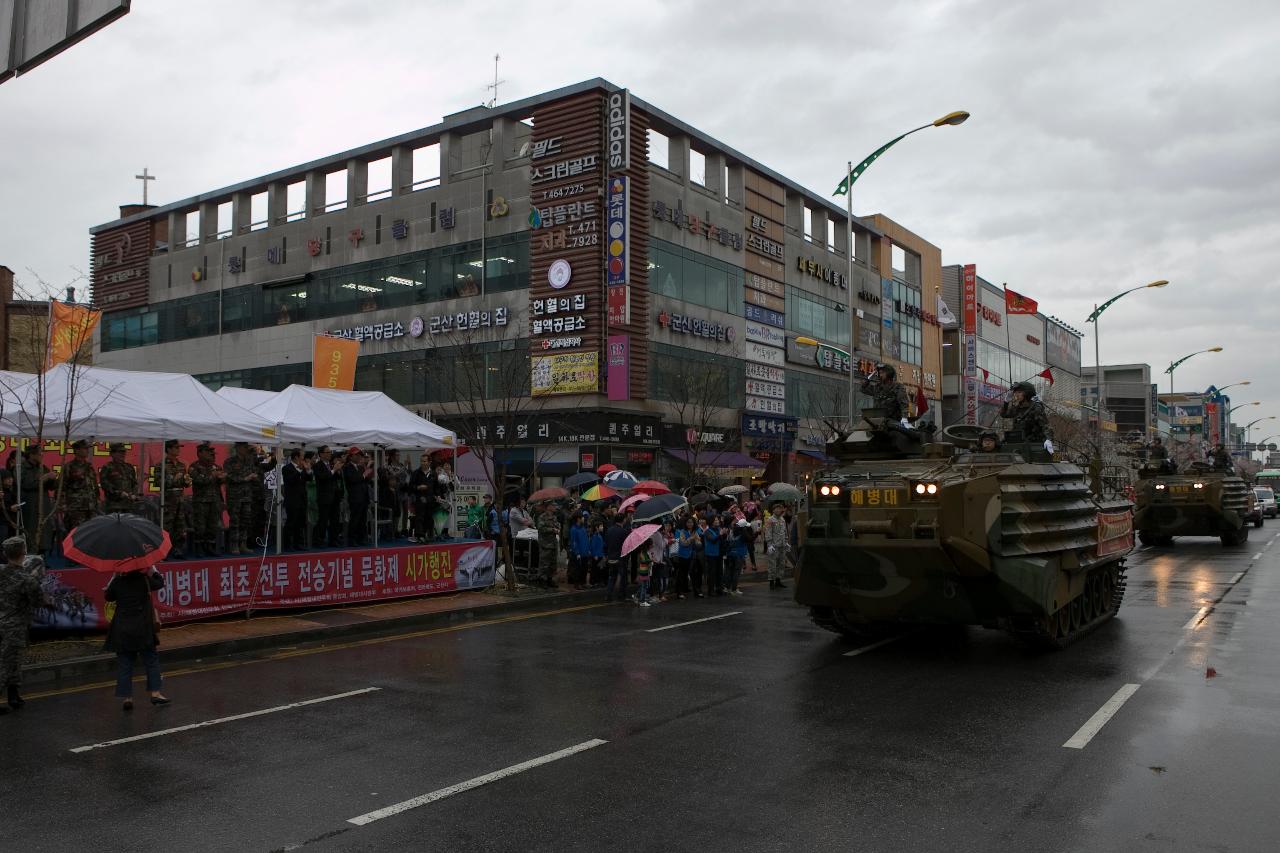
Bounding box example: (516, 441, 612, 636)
(1133, 462, 1250, 546)
(796, 414, 1134, 648)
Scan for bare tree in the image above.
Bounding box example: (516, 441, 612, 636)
(654, 340, 740, 489)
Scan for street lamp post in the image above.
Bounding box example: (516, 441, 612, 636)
(1255, 434, 1279, 462)
(834, 110, 969, 428)
(1216, 380, 1251, 395)
(1085, 280, 1167, 423)
(1228, 401, 1261, 417)
(1245, 416, 1276, 454)
(1165, 346, 1224, 394)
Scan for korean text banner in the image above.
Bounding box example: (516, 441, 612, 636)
(46, 300, 101, 370)
(34, 540, 496, 630)
(531, 351, 599, 396)
(313, 334, 360, 390)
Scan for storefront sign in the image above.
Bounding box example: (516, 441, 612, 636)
(745, 379, 785, 400)
(797, 256, 848, 289)
(466, 412, 660, 447)
(745, 273, 786, 300)
(606, 177, 629, 285)
(532, 315, 587, 335)
(746, 232, 784, 260)
(980, 304, 1003, 326)
(266, 246, 284, 265)
(745, 288, 785, 313)
(745, 362, 784, 384)
(745, 395, 786, 415)
(745, 340, 785, 367)
(745, 320, 785, 348)
(427, 308, 508, 335)
(744, 303, 784, 328)
(859, 289, 881, 305)
(895, 300, 940, 326)
(656, 310, 736, 343)
(962, 264, 978, 334)
(532, 137, 563, 160)
(548, 259, 572, 289)
(531, 154, 599, 185)
(1026, 334, 1040, 346)
(607, 335, 630, 401)
(539, 336, 584, 350)
(607, 89, 630, 171)
(531, 351, 599, 396)
(651, 199, 743, 250)
(607, 285, 630, 327)
(532, 294, 587, 315)
(329, 320, 406, 341)
(858, 326, 881, 352)
(741, 413, 797, 438)
(1046, 321, 1082, 372)
(537, 226, 598, 251)
(964, 377, 978, 425)
(531, 200, 598, 230)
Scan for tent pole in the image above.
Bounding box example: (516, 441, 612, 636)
(274, 441, 283, 555)
(159, 449, 167, 536)
(13, 442, 22, 537)
(373, 447, 381, 549)
(451, 443, 457, 539)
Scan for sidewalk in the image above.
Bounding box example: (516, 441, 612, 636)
(22, 566, 779, 688)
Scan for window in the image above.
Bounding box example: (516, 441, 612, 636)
(648, 129, 669, 170)
(689, 148, 706, 186)
(786, 289, 850, 348)
(723, 164, 731, 205)
(250, 192, 268, 231)
(890, 280, 922, 366)
(412, 143, 441, 190)
(787, 372, 849, 420)
(181, 211, 199, 248)
(264, 283, 310, 325)
(648, 343, 743, 409)
(366, 156, 392, 202)
(891, 244, 906, 276)
(286, 181, 305, 222)
(215, 201, 232, 240)
(646, 239, 742, 315)
(324, 169, 348, 212)
(827, 219, 836, 250)
(803, 207, 813, 242)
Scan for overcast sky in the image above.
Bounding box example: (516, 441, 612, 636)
(3, 0, 1278, 431)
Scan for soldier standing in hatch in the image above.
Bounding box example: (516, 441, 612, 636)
(188, 443, 226, 557)
(153, 440, 191, 560)
(223, 442, 260, 556)
(1209, 443, 1233, 471)
(861, 363, 911, 425)
(60, 439, 100, 533)
(99, 443, 140, 514)
(1000, 381, 1054, 453)
(536, 500, 562, 589)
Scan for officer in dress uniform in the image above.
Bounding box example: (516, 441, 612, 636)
(535, 500, 562, 589)
(188, 442, 226, 556)
(860, 363, 911, 425)
(60, 439, 100, 533)
(99, 443, 140, 514)
(153, 439, 191, 559)
(222, 442, 260, 556)
(1000, 381, 1055, 453)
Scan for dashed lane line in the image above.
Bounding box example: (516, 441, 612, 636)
(646, 612, 742, 633)
(347, 738, 608, 826)
(843, 634, 910, 657)
(1063, 684, 1142, 749)
(1183, 606, 1211, 631)
(1230, 571, 1246, 584)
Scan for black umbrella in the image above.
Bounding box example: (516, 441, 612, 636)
(62, 513, 171, 574)
(688, 491, 715, 506)
(564, 471, 600, 489)
(632, 493, 689, 522)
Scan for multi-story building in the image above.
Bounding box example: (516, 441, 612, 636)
(88, 78, 944, 486)
(1081, 363, 1155, 440)
(0, 264, 91, 374)
(1157, 391, 1231, 448)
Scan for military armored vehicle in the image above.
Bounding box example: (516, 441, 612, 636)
(796, 413, 1134, 648)
(1133, 461, 1250, 546)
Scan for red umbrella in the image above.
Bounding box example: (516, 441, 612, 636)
(429, 446, 471, 464)
(631, 480, 671, 495)
(596, 463, 617, 476)
(622, 523, 662, 557)
(528, 486, 569, 503)
(63, 513, 171, 573)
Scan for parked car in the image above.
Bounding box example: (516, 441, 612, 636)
(1254, 487, 1277, 519)
(1246, 491, 1265, 528)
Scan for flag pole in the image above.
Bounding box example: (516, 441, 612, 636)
(1002, 283, 1014, 390)
(845, 160, 856, 430)
(43, 298, 55, 372)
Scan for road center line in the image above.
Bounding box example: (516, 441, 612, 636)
(1183, 606, 1210, 631)
(348, 738, 607, 826)
(646, 611, 742, 633)
(1230, 571, 1245, 584)
(843, 634, 909, 657)
(1063, 683, 1141, 749)
(68, 687, 380, 754)
(1251, 552, 1263, 561)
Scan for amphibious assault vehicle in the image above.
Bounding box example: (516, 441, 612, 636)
(1133, 462, 1250, 546)
(796, 413, 1134, 648)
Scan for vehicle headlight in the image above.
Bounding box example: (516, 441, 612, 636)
(819, 485, 831, 496)
(1193, 482, 1205, 489)
(926, 483, 938, 495)
(1154, 483, 1167, 491)
(818, 484, 841, 497)
(912, 481, 938, 499)
(914, 483, 926, 495)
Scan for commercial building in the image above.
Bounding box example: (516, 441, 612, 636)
(0, 264, 90, 374)
(1080, 363, 1155, 440)
(1157, 391, 1232, 447)
(88, 78, 944, 486)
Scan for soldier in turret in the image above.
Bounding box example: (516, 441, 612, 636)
(153, 440, 190, 559)
(99, 443, 140, 514)
(1001, 381, 1054, 453)
(60, 439, 100, 533)
(1209, 443, 1233, 471)
(189, 442, 226, 556)
(861, 363, 910, 426)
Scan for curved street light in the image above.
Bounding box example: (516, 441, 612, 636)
(1084, 279, 1168, 429)
(1245, 416, 1277, 452)
(1216, 380, 1251, 395)
(832, 110, 970, 426)
(1228, 401, 1261, 416)
(1165, 346, 1223, 393)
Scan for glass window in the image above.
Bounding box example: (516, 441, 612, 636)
(680, 249, 706, 307)
(263, 283, 310, 325)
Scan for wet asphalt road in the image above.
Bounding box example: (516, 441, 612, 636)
(3, 532, 1279, 853)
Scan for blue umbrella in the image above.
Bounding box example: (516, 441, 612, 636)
(602, 469, 639, 491)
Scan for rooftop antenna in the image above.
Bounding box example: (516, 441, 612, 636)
(485, 53, 504, 108)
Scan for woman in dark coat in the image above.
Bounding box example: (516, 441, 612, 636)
(103, 569, 170, 711)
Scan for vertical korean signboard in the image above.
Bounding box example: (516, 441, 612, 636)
(962, 263, 978, 424)
(606, 175, 630, 332)
(607, 334, 630, 401)
(743, 169, 788, 418)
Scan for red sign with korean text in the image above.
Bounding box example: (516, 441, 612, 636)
(962, 263, 977, 334)
(1096, 510, 1134, 557)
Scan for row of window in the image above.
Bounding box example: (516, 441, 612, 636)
(103, 233, 529, 352)
(888, 279, 923, 367)
(975, 338, 1046, 389)
(786, 289, 851, 349)
(648, 238, 744, 316)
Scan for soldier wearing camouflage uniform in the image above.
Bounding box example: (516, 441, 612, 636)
(535, 501, 562, 588)
(99, 443, 140, 514)
(0, 536, 45, 712)
(18, 445, 57, 554)
(223, 442, 260, 556)
(1000, 381, 1054, 451)
(60, 439, 100, 533)
(153, 439, 191, 559)
(188, 443, 226, 556)
(861, 363, 911, 424)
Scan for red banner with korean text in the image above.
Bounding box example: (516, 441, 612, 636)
(1096, 510, 1134, 557)
(34, 540, 496, 630)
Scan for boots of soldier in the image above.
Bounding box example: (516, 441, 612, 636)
(7, 684, 23, 710)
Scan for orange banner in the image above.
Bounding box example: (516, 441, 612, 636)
(312, 335, 359, 390)
(45, 300, 101, 370)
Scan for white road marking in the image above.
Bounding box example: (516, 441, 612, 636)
(1230, 572, 1245, 584)
(646, 611, 742, 633)
(1183, 606, 1210, 630)
(1063, 683, 1142, 749)
(1252, 552, 1263, 561)
(843, 634, 909, 657)
(348, 738, 608, 826)
(69, 687, 380, 754)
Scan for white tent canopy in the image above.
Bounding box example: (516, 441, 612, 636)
(0, 364, 278, 443)
(217, 384, 455, 449)
(213, 386, 279, 412)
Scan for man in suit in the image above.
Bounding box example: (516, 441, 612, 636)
(312, 445, 341, 548)
(281, 449, 312, 551)
(342, 448, 372, 546)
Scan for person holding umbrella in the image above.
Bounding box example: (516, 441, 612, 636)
(0, 536, 44, 712)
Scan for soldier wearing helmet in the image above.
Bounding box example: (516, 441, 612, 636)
(977, 431, 1000, 453)
(861, 363, 911, 426)
(1000, 381, 1054, 451)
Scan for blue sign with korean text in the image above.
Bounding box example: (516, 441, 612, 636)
(744, 303, 784, 328)
(741, 413, 798, 438)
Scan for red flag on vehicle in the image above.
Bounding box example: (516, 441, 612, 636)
(1037, 367, 1055, 386)
(1005, 288, 1039, 315)
(915, 385, 929, 416)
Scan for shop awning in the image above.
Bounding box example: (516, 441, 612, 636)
(796, 449, 838, 465)
(662, 448, 766, 476)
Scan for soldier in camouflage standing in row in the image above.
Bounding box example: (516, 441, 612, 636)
(861, 363, 911, 425)
(0, 535, 44, 713)
(223, 442, 260, 556)
(536, 500, 562, 589)
(188, 443, 226, 557)
(99, 443, 141, 514)
(59, 439, 100, 534)
(153, 439, 191, 560)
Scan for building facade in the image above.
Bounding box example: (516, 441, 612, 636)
(89, 78, 944, 486)
(1080, 363, 1155, 440)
